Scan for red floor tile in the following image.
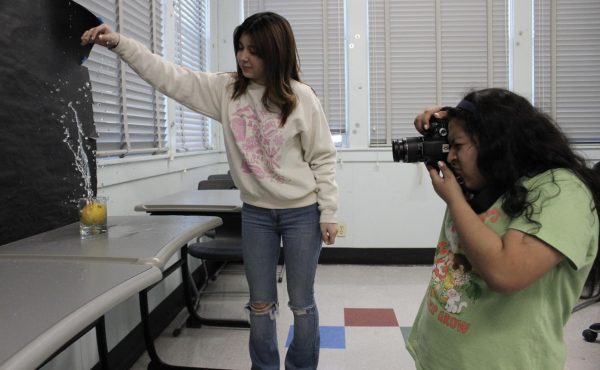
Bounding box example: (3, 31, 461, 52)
(344, 308, 399, 327)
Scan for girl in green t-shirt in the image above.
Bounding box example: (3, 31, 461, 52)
(407, 88, 600, 370)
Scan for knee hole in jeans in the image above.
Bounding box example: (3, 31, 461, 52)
(289, 303, 316, 316)
(246, 301, 278, 319)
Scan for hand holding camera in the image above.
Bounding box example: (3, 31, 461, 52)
(426, 160, 466, 207)
(413, 106, 447, 133)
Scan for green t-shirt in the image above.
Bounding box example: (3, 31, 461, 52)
(406, 169, 598, 370)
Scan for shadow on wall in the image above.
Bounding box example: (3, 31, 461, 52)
(0, 0, 100, 245)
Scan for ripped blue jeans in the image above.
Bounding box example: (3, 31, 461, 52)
(242, 203, 322, 370)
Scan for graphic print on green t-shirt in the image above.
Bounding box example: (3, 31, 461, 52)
(427, 207, 503, 331)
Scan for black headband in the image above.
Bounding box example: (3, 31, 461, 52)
(456, 99, 477, 113)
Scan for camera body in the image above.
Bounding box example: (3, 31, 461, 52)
(392, 116, 450, 166)
(391, 113, 503, 214)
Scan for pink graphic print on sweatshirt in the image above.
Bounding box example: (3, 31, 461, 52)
(230, 105, 289, 184)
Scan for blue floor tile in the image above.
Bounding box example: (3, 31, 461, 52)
(285, 325, 346, 349)
(400, 326, 411, 343)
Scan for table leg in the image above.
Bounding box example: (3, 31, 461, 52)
(95, 317, 109, 370)
(139, 289, 231, 370)
(139, 246, 246, 370)
(36, 317, 110, 370)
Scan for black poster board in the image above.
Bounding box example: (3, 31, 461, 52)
(0, 0, 101, 245)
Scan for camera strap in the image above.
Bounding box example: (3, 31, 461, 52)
(464, 186, 504, 214)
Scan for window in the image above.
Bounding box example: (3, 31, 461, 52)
(244, 0, 348, 144)
(173, 0, 212, 152)
(534, 0, 600, 143)
(368, 0, 509, 145)
(78, 0, 600, 154)
(79, 0, 167, 158)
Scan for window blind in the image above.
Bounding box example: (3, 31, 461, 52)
(173, 0, 211, 152)
(534, 0, 600, 143)
(244, 0, 347, 137)
(78, 0, 167, 158)
(369, 0, 509, 145)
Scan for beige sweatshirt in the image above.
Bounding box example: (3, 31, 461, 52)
(113, 36, 338, 223)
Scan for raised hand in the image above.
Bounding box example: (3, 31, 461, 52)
(80, 24, 120, 49)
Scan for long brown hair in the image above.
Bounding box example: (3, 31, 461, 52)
(231, 12, 301, 125)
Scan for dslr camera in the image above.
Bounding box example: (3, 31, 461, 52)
(392, 115, 449, 166)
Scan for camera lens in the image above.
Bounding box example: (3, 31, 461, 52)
(392, 116, 449, 164)
(392, 139, 405, 162)
(392, 137, 424, 163)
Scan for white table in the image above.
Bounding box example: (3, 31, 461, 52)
(0, 215, 224, 370)
(135, 190, 242, 240)
(0, 259, 161, 370)
(0, 215, 222, 269)
(134, 189, 242, 213)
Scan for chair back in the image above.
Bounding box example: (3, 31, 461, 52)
(198, 177, 236, 190)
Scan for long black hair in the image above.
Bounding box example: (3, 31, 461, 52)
(447, 88, 600, 289)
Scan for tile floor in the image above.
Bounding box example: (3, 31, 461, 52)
(130, 264, 600, 370)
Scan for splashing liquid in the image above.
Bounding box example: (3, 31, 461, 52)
(62, 101, 93, 200)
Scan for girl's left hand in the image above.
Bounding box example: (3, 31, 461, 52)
(427, 161, 465, 206)
(320, 223, 338, 245)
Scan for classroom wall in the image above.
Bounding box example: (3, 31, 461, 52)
(97, 146, 600, 251)
(97, 152, 229, 215)
(96, 150, 447, 249)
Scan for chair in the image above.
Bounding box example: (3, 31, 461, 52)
(196, 172, 286, 282)
(181, 236, 250, 331)
(183, 227, 285, 331)
(174, 173, 286, 334)
(207, 172, 233, 181)
(198, 172, 237, 190)
(197, 178, 237, 190)
(173, 177, 247, 334)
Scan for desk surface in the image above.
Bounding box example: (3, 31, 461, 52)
(0, 215, 222, 269)
(0, 259, 161, 370)
(134, 189, 242, 213)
